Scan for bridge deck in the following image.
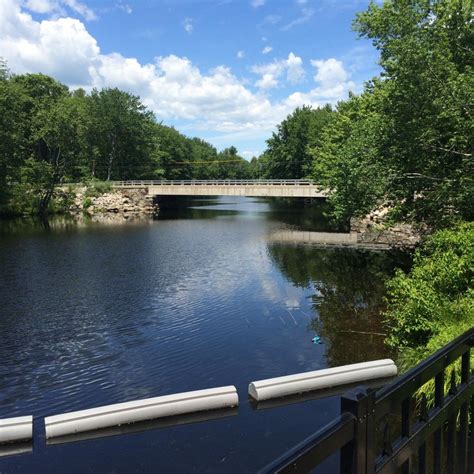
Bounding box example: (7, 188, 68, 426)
(111, 180, 326, 198)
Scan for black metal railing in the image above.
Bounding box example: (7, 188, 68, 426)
(263, 328, 474, 474)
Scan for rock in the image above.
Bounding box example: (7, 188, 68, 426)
(62, 185, 158, 216)
(351, 207, 421, 249)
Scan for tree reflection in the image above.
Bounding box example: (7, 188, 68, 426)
(268, 243, 411, 367)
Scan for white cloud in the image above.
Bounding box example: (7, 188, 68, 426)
(237, 50, 245, 59)
(24, 0, 97, 20)
(286, 52, 305, 83)
(284, 57, 355, 106)
(182, 17, 193, 34)
(311, 58, 348, 84)
(250, 0, 266, 7)
(24, 0, 54, 14)
(0, 1, 357, 149)
(262, 14, 281, 25)
(261, 45, 272, 55)
(281, 7, 313, 31)
(116, 2, 132, 14)
(252, 52, 305, 89)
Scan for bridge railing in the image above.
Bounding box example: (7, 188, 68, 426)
(110, 179, 316, 187)
(262, 327, 474, 474)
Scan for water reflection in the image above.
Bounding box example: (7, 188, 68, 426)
(0, 196, 408, 473)
(267, 244, 410, 367)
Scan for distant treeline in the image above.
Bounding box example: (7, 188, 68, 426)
(0, 64, 254, 215)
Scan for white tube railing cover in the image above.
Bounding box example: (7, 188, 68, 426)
(45, 385, 238, 439)
(248, 359, 397, 401)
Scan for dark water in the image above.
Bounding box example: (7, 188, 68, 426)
(0, 197, 407, 473)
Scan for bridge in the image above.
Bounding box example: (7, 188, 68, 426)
(111, 180, 326, 198)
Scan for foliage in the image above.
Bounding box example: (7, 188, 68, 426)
(310, 85, 389, 221)
(353, 0, 474, 226)
(259, 105, 333, 179)
(83, 180, 112, 198)
(82, 197, 93, 209)
(255, 1, 473, 228)
(0, 64, 252, 216)
(385, 222, 474, 352)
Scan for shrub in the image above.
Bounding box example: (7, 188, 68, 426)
(385, 222, 473, 349)
(84, 180, 112, 198)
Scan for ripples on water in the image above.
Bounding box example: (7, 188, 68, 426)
(0, 197, 408, 473)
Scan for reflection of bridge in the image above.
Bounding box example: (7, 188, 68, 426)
(111, 180, 326, 198)
(269, 230, 391, 250)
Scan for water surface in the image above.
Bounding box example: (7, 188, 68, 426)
(0, 197, 407, 473)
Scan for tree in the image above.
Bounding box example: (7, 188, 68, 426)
(262, 105, 333, 179)
(32, 95, 87, 213)
(87, 88, 156, 181)
(310, 84, 389, 222)
(354, 0, 474, 225)
(153, 124, 194, 180)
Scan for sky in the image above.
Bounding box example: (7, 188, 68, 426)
(0, 0, 382, 158)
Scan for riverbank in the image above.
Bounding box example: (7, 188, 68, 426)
(350, 208, 421, 249)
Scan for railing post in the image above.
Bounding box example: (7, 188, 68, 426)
(340, 387, 374, 474)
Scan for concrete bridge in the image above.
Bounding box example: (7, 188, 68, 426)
(111, 180, 326, 198)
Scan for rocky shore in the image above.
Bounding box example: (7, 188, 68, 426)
(69, 186, 156, 215)
(351, 208, 421, 249)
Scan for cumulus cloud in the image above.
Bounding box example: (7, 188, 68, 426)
(250, 0, 266, 7)
(283, 57, 355, 106)
(0, 0, 357, 146)
(261, 45, 272, 55)
(311, 58, 348, 83)
(236, 50, 245, 59)
(252, 53, 305, 89)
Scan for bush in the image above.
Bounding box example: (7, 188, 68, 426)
(84, 180, 112, 198)
(384, 222, 473, 405)
(385, 222, 473, 349)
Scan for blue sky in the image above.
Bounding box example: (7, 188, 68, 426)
(0, 0, 381, 158)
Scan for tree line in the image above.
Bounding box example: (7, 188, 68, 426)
(0, 65, 253, 216)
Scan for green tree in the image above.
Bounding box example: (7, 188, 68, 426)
(87, 88, 156, 180)
(153, 124, 194, 179)
(385, 222, 473, 350)
(354, 0, 474, 225)
(262, 105, 333, 179)
(311, 84, 389, 222)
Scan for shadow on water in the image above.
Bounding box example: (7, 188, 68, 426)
(157, 195, 346, 232)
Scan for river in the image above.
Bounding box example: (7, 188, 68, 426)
(0, 196, 408, 473)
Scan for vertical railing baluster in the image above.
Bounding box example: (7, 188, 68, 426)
(434, 370, 445, 474)
(340, 388, 370, 474)
(401, 396, 412, 474)
(418, 394, 428, 474)
(365, 389, 377, 472)
(469, 394, 474, 474)
(447, 371, 458, 474)
(458, 350, 470, 474)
